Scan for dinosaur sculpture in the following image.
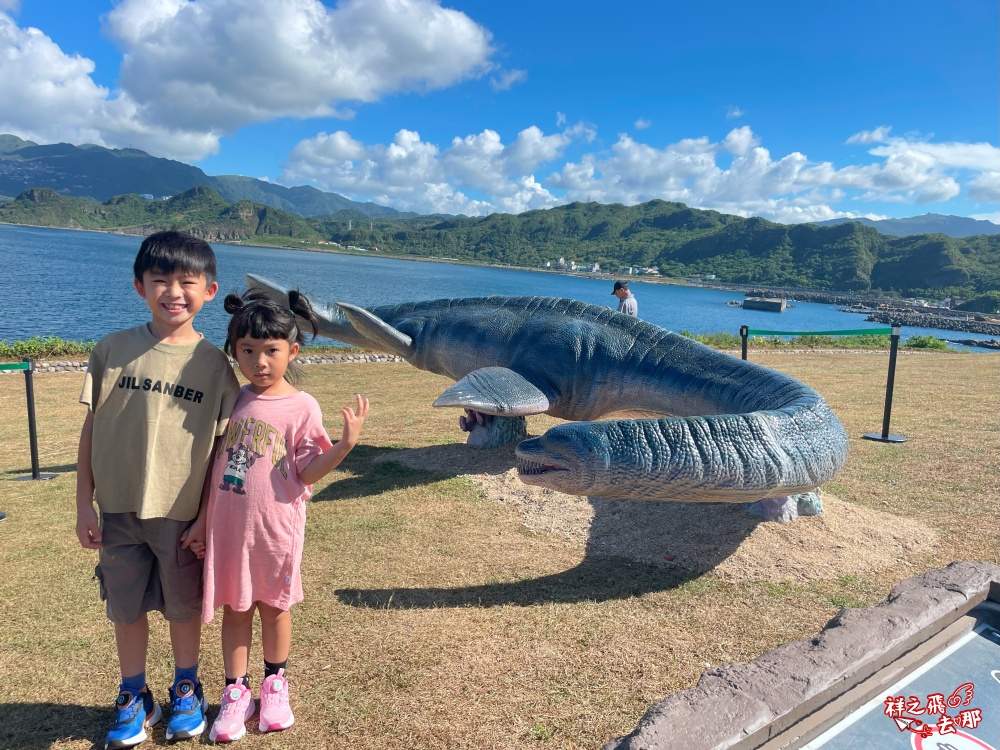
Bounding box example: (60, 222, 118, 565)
(247, 275, 849, 504)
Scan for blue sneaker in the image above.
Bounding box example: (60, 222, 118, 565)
(105, 686, 161, 749)
(165, 678, 207, 741)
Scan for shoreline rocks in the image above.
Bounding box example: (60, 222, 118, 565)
(863, 310, 1000, 335)
(0, 352, 407, 375)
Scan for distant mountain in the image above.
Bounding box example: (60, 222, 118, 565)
(0, 134, 409, 219)
(0, 134, 37, 153)
(320, 199, 999, 298)
(209, 175, 409, 218)
(2, 183, 998, 299)
(811, 213, 1000, 238)
(0, 185, 322, 244)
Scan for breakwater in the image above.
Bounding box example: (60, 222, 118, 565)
(740, 283, 1000, 335)
(862, 311, 1000, 336)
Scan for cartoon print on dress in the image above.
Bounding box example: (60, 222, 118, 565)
(217, 414, 291, 492)
(220, 443, 260, 495)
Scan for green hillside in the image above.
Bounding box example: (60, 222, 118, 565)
(0, 134, 406, 218)
(0, 186, 321, 243)
(2, 188, 997, 297)
(324, 200, 998, 297)
(210, 175, 409, 218)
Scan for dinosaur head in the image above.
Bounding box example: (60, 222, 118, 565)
(515, 423, 613, 497)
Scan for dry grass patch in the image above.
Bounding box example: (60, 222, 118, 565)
(0, 352, 996, 749)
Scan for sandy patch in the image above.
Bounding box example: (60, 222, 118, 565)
(374, 443, 939, 583)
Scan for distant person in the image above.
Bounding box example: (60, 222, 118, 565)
(75, 231, 241, 748)
(612, 280, 638, 317)
(197, 289, 368, 742)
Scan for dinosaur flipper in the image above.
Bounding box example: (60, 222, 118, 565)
(433, 367, 551, 415)
(336, 302, 416, 358)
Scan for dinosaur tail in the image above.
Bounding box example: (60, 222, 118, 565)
(244, 274, 379, 349)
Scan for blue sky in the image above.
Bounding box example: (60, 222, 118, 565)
(1, 0, 997, 222)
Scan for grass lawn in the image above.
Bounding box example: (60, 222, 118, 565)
(0, 351, 997, 749)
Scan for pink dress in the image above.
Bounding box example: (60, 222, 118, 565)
(202, 388, 332, 620)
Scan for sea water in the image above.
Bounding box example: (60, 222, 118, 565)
(1, 224, 995, 350)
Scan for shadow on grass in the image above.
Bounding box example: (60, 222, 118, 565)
(0, 702, 105, 750)
(1, 463, 77, 477)
(338, 556, 700, 608)
(310, 445, 440, 501)
(0, 700, 239, 749)
(334, 443, 762, 607)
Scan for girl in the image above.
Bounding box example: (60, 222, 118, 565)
(198, 289, 368, 742)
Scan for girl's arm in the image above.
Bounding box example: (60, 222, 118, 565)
(299, 394, 369, 486)
(181, 435, 223, 558)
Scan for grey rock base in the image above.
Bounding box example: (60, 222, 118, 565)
(747, 492, 824, 523)
(461, 411, 528, 449)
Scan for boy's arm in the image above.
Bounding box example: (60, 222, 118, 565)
(75, 410, 102, 549)
(180, 435, 222, 559)
(298, 395, 369, 486)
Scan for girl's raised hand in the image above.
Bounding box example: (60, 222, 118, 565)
(341, 394, 369, 447)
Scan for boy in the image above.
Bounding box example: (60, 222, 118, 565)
(76, 231, 241, 749)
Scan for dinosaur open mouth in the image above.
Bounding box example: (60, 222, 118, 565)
(517, 460, 563, 476)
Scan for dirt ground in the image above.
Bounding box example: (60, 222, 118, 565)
(376, 442, 939, 584)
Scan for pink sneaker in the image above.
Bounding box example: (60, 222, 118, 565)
(209, 680, 255, 743)
(258, 669, 294, 733)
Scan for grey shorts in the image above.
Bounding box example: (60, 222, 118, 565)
(95, 512, 203, 625)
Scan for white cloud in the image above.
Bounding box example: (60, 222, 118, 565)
(280, 121, 999, 220)
(847, 126, 893, 145)
(634, 118, 652, 130)
(106, 0, 495, 133)
(968, 172, 1000, 203)
(0, 12, 219, 160)
(281, 122, 591, 214)
(555, 112, 567, 127)
(547, 126, 995, 222)
(726, 106, 744, 119)
(490, 68, 527, 91)
(722, 125, 759, 156)
(0, 0, 495, 160)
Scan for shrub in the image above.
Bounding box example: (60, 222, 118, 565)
(903, 335, 948, 350)
(0, 336, 95, 360)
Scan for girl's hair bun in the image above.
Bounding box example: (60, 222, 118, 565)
(223, 293, 245, 314)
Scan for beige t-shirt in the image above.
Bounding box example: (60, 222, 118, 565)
(80, 324, 241, 521)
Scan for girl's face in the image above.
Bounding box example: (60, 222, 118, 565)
(234, 336, 299, 396)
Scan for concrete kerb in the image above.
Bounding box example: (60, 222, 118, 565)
(602, 561, 1000, 750)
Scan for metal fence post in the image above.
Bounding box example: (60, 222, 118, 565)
(863, 324, 907, 443)
(13, 357, 58, 482)
(24, 357, 42, 479)
(740, 325, 748, 360)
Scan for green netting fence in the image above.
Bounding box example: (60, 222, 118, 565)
(739, 324, 906, 444)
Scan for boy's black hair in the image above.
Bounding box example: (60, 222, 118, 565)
(224, 289, 319, 384)
(133, 231, 218, 283)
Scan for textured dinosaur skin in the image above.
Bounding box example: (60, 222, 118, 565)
(247, 276, 849, 503)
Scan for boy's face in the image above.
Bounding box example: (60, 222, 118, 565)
(134, 267, 218, 333)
